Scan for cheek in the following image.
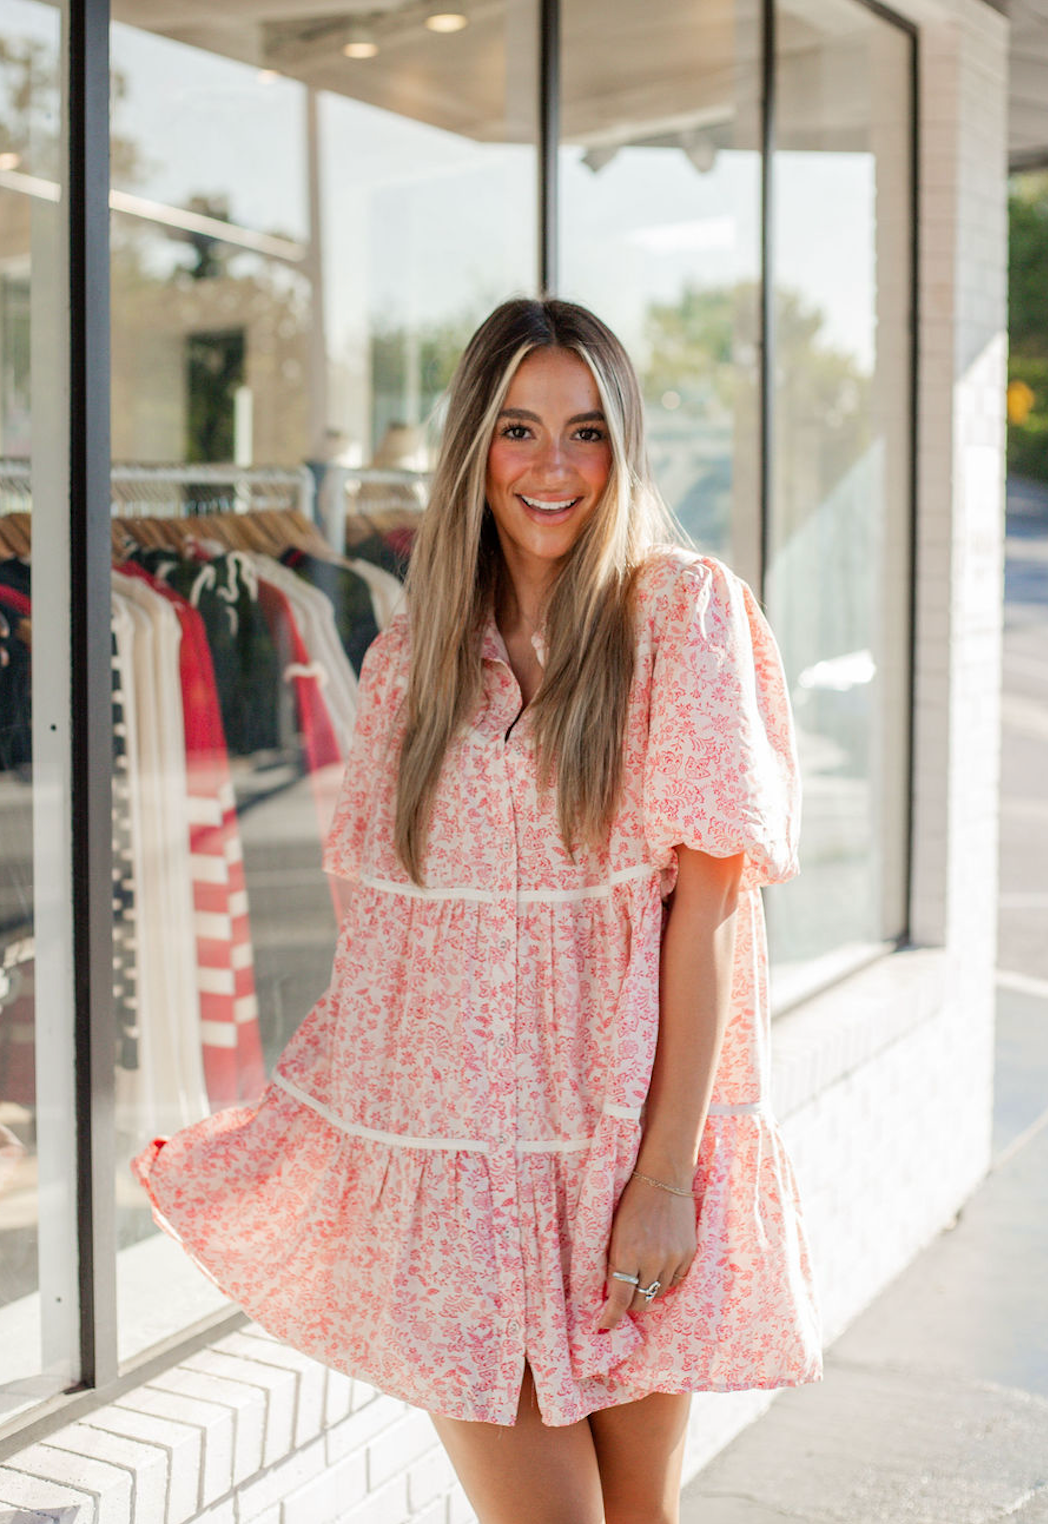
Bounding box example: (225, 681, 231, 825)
(485, 442, 515, 496)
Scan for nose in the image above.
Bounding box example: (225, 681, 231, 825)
(534, 433, 570, 480)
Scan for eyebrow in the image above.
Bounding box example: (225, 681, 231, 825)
(497, 407, 606, 425)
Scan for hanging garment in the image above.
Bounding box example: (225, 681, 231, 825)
(345, 557, 404, 631)
(117, 560, 265, 1110)
(112, 576, 208, 1137)
(0, 564, 31, 772)
(277, 550, 379, 675)
(250, 555, 359, 757)
(127, 547, 283, 758)
(133, 549, 823, 1426)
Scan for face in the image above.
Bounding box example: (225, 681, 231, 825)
(484, 347, 613, 584)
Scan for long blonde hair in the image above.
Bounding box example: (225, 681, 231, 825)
(396, 297, 680, 883)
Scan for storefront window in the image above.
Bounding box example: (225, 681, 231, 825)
(558, 0, 762, 572)
(108, 0, 538, 1363)
(0, 0, 80, 1424)
(767, 0, 913, 989)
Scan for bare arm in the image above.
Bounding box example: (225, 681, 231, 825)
(598, 843, 743, 1329)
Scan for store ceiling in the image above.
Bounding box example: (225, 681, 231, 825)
(113, 0, 1048, 170)
(1010, 2, 1048, 169)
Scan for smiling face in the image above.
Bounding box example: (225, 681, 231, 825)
(484, 346, 613, 590)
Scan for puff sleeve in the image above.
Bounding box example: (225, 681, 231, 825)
(321, 614, 407, 884)
(643, 555, 801, 892)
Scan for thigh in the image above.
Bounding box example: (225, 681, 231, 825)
(588, 1389, 692, 1524)
(427, 1360, 605, 1524)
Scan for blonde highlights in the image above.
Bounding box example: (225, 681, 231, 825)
(395, 298, 680, 883)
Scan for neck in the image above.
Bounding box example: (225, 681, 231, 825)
(495, 552, 554, 638)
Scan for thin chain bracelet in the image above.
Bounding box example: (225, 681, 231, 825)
(630, 1169, 697, 1199)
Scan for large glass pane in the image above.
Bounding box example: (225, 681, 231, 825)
(0, 0, 79, 1422)
(768, 0, 913, 991)
(559, 0, 762, 574)
(108, 1, 538, 1364)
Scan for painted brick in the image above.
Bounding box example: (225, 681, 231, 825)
(191, 1501, 236, 1524)
(444, 1486, 477, 1524)
(325, 1372, 354, 1428)
(325, 1396, 403, 1468)
(150, 1365, 264, 1485)
(128, 1385, 231, 1508)
(235, 1436, 325, 1522)
(213, 1333, 325, 1446)
(0, 1467, 93, 1521)
(94, 1402, 200, 1524)
(182, 1351, 296, 1468)
(282, 1446, 368, 1524)
(367, 1412, 436, 1491)
(406, 1445, 455, 1513)
(336, 1474, 409, 1524)
(48, 1423, 168, 1522)
(409, 1501, 447, 1524)
(3, 1444, 131, 1524)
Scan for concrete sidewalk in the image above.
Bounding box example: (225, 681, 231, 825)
(682, 483, 1048, 1523)
(680, 978, 1048, 1523)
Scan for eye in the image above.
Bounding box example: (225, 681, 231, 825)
(575, 426, 607, 443)
(499, 423, 532, 441)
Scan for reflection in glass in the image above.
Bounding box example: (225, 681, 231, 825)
(559, 0, 762, 570)
(767, 0, 913, 985)
(0, 0, 78, 1420)
(108, 1, 537, 1363)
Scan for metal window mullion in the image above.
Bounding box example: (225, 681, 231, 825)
(758, 0, 775, 601)
(538, 0, 559, 296)
(69, 0, 116, 1389)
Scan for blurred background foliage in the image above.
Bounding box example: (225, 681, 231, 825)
(1009, 170, 1048, 482)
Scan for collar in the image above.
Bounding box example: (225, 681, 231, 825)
(480, 602, 547, 669)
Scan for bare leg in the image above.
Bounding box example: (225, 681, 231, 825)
(589, 1389, 692, 1524)
(427, 1361, 605, 1524)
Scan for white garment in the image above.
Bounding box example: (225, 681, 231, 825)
(113, 574, 207, 1138)
(346, 557, 404, 630)
(250, 555, 359, 753)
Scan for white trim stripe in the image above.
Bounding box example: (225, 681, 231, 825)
(272, 1075, 766, 1151)
(357, 863, 655, 907)
(195, 911, 232, 941)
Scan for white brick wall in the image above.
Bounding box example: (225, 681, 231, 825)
(0, 0, 1008, 1519)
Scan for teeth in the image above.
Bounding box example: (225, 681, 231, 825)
(521, 495, 577, 511)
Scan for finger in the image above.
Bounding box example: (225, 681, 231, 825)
(630, 1270, 671, 1313)
(597, 1277, 637, 1330)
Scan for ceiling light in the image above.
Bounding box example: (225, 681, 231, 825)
(256, 68, 280, 84)
(0, 152, 21, 171)
(342, 24, 378, 59)
(425, 4, 468, 30)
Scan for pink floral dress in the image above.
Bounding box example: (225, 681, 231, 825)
(133, 547, 823, 1426)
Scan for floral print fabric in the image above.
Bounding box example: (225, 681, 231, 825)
(133, 548, 823, 1426)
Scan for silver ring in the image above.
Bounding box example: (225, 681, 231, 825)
(637, 1279, 662, 1305)
(610, 1270, 641, 1287)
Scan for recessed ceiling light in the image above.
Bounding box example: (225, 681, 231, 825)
(425, 5, 468, 32)
(343, 24, 378, 58)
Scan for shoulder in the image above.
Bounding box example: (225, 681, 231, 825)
(359, 610, 411, 684)
(633, 544, 750, 643)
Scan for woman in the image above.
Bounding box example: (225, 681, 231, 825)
(134, 298, 822, 1523)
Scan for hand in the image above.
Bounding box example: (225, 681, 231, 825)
(597, 1173, 697, 1330)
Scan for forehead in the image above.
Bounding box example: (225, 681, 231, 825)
(502, 347, 601, 410)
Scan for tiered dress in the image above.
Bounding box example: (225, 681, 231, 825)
(133, 547, 823, 1426)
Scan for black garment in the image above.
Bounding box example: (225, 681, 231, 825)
(279, 550, 380, 676)
(127, 546, 282, 756)
(0, 560, 32, 773)
(342, 530, 409, 584)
